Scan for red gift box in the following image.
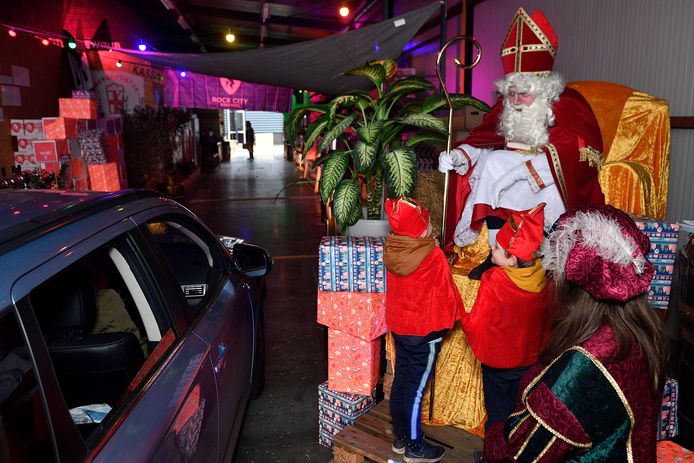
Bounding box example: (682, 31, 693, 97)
(59, 98, 98, 119)
(43, 117, 78, 139)
(15, 152, 38, 171)
(33, 140, 58, 162)
(23, 120, 44, 139)
(317, 291, 387, 341)
(73, 177, 90, 190)
(71, 157, 87, 178)
(17, 136, 33, 153)
(328, 329, 380, 396)
(10, 119, 24, 136)
(88, 162, 122, 192)
(104, 134, 122, 162)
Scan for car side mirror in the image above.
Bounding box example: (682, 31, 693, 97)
(231, 242, 272, 277)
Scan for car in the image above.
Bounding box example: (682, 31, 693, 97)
(0, 189, 271, 462)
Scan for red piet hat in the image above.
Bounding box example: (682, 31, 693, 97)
(496, 203, 546, 261)
(500, 8, 558, 76)
(541, 205, 655, 303)
(385, 197, 430, 239)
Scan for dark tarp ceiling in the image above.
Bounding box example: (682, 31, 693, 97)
(120, 3, 439, 95)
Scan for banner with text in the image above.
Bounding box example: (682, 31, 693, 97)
(164, 70, 292, 113)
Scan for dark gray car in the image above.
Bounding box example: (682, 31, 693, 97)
(0, 189, 270, 462)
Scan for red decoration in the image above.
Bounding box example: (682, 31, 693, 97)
(59, 98, 98, 119)
(385, 197, 430, 238)
(88, 162, 122, 192)
(501, 8, 558, 75)
(496, 203, 546, 261)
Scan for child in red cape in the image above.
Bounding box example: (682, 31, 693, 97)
(383, 197, 463, 463)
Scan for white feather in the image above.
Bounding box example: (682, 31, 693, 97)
(541, 210, 647, 279)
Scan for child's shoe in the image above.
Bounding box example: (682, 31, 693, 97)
(392, 435, 407, 454)
(404, 440, 445, 463)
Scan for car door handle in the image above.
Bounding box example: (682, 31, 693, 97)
(214, 343, 227, 373)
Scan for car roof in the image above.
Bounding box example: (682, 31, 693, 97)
(0, 189, 163, 254)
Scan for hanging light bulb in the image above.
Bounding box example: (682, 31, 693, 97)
(116, 60, 123, 67)
(180, 70, 187, 77)
(67, 39, 77, 49)
(41, 38, 50, 46)
(339, 4, 350, 17)
(8, 29, 17, 38)
(138, 42, 147, 51)
(225, 31, 235, 43)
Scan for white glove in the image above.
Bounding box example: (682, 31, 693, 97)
(438, 149, 470, 176)
(490, 164, 529, 209)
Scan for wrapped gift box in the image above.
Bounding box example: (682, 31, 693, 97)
(59, 98, 98, 119)
(15, 152, 38, 171)
(632, 217, 680, 308)
(656, 440, 692, 461)
(317, 291, 386, 341)
(76, 118, 98, 134)
(10, 119, 24, 136)
(318, 380, 375, 448)
(16, 136, 33, 153)
(318, 236, 386, 293)
(33, 140, 58, 163)
(43, 117, 78, 139)
(658, 377, 679, 440)
(23, 120, 44, 139)
(79, 129, 107, 164)
(647, 280, 672, 309)
(88, 163, 121, 192)
(328, 329, 380, 396)
(72, 89, 98, 99)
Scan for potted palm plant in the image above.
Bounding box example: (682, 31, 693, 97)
(288, 59, 489, 233)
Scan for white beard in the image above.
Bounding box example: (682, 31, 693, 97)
(498, 97, 554, 149)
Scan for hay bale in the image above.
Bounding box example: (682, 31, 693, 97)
(414, 171, 445, 235)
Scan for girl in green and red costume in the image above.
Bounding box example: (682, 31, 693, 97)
(482, 205, 666, 463)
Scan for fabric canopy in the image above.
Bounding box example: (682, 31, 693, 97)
(120, 3, 439, 95)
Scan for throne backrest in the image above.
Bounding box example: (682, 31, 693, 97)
(567, 81, 671, 219)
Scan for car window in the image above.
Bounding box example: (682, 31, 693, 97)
(0, 309, 56, 463)
(23, 239, 179, 447)
(144, 218, 225, 317)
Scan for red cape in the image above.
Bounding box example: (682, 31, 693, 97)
(386, 247, 463, 336)
(444, 87, 605, 250)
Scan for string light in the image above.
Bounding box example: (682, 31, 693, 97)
(8, 29, 17, 37)
(67, 39, 77, 49)
(339, 5, 350, 17)
(138, 42, 147, 51)
(116, 60, 123, 67)
(41, 38, 49, 46)
(179, 70, 187, 77)
(225, 32, 235, 43)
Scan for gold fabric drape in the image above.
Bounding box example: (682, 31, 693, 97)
(568, 81, 671, 218)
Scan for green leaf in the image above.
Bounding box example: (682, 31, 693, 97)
(333, 179, 361, 228)
(328, 95, 363, 124)
(318, 114, 356, 152)
(355, 123, 380, 145)
(397, 113, 448, 135)
(388, 76, 434, 96)
(343, 63, 386, 90)
(287, 104, 327, 135)
(344, 201, 363, 228)
(405, 131, 448, 148)
(381, 59, 398, 80)
(353, 139, 377, 172)
(318, 150, 350, 203)
(303, 115, 329, 152)
(421, 94, 448, 113)
(382, 147, 417, 198)
(449, 93, 492, 113)
(380, 121, 403, 147)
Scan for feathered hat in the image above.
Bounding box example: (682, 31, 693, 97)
(496, 203, 545, 261)
(385, 197, 430, 239)
(500, 7, 558, 76)
(541, 205, 654, 302)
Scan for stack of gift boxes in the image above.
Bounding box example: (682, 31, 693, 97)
(633, 217, 680, 310)
(11, 90, 127, 191)
(317, 235, 387, 447)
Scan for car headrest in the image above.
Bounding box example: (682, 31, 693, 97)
(32, 264, 97, 335)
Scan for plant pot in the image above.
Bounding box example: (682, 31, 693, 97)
(346, 219, 391, 237)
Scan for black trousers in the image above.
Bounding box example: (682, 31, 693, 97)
(481, 364, 530, 430)
(390, 329, 446, 443)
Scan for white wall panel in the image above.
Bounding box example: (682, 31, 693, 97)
(471, 0, 694, 221)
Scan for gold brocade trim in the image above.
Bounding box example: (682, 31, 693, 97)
(579, 146, 605, 170)
(526, 160, 546, 189)
(508, 413, 530, 439)
(533, 436, 557, 463)
(525, 399, 592, 448)
(515, 423, 540, 460)
(572, 346, 635, 463)
(518, 346, 635, 461)
(545, 144, 568, 204)
(515, 149, 544, 155)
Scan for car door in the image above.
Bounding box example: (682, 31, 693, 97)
(9, 226, 221, 463)
(136, 213, 255, 461)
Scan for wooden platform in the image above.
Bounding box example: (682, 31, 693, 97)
(332, 400, 483, 462)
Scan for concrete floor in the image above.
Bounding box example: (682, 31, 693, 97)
(186, 151, 333, 462)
